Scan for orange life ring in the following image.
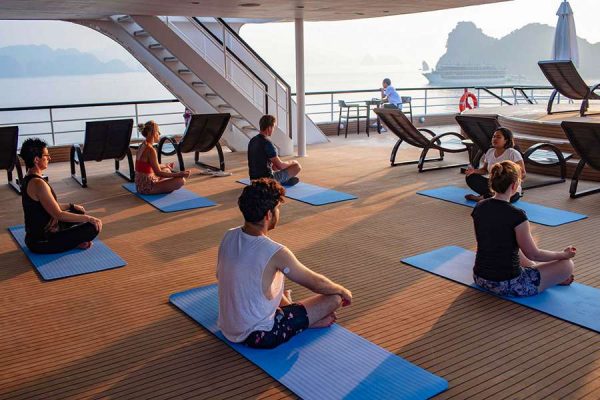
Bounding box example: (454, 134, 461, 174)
(459, 91, 478, 112)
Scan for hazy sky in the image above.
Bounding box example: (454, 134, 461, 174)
(0, 0, 598, 86)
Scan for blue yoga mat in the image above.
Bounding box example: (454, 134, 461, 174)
(170, 284, 448, 400)
(123, 183, 216, 212)
(417, 185, 586, 227)
(8, 225, 126, 281)
(402, 246, 600, 333)
(238, 179, 356, 206)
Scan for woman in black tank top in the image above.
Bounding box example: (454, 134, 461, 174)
(19, 138, 102, 254)
(471, 160, 576, 297)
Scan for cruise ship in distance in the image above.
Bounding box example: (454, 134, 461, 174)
(422, 61, 507, 85)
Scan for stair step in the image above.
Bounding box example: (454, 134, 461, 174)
(217, 104, 234, 111)
(191, 81, 205, 87)
(134, 30, 149, 37)
(178, 69, 192, 74)
(163, 56, 177, 62)
(241, 126, 257, 132)
(205, 93, 220, 98)
(117, 15, 131, 22)
(149, 43, 163, 49)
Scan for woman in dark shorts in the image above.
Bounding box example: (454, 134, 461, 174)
(471, 160, 575, 297)
(19, 138, 102, 254)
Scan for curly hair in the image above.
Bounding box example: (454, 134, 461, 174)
(489, 160, 521, 195)
(20, 138, 48, 169)
(238, 178, 285, 223)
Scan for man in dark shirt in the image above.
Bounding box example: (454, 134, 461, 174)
(247, 115, 301, 186)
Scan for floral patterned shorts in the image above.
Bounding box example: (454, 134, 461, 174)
(135, 173, 160, 195)
(244, 303, 309, 349)
(474, 267, 541, 297)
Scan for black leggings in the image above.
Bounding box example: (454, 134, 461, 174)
(466, 173, 520, 203)
(26, 222, 99, 254)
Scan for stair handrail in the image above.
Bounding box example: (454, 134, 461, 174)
(162, 16, 270, 118)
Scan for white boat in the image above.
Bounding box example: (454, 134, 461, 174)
(423, 63, 507, 85)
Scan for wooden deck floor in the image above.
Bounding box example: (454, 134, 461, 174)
(1, 131, 599, 399)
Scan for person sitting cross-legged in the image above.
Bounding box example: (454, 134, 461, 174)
(465, 127, 525, 203)
(217, 178, 352, 349)
(248, 114, 301, 186)
(472, 160, 575, 297)
(19, 138, 102, 254)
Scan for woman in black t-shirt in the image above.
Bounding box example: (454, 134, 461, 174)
(471, 160, 575, 297)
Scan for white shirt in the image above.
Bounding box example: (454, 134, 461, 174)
(484, 147, 524, 193)
(217, 227, 284, 343)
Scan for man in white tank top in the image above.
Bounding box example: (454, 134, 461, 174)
(217, 178, 352, 349)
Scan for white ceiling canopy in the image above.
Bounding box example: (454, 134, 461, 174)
(0, 0, 510, 21)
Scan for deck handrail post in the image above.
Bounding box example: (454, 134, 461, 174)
(49, 108, 56, 145)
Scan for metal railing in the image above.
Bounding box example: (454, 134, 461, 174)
(0, 99, 184, 146)
(293, 85, 562, 123)
(0, 84, 569, 147)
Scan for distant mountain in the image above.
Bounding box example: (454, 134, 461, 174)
(434, 22, 600, 83)
(0, 45, 134, 78)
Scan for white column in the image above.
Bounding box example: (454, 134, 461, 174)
(295, 18, 306, 157)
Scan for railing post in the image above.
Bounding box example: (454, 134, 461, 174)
(134, 103, 139, 137)
(330, 93, 334, 122)
(222, 24, 228, 78)
(500, 88, 504, 106)
(49, 108, 56, 145)
(424, 89, 428, 116)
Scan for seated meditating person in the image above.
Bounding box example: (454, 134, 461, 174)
(19, 138, 102, 254)
(135, 120, 190, 194)
(217, 178, 352, 349)
(247, 114, 301, 186)
(465, 127, 526, 203)
(472, 160, 575, 297)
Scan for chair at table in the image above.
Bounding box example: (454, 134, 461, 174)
(337, 100, 369, 138)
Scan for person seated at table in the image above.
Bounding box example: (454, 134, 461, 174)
(248, 114, 301, 186)
(135, 120, 190, 194)
(381, 78, 402, 110)
(472, 160, 575, 297)
(19, 138, 102, 254)
(218, 178, 352, 349)
(465, 127, 525, 203)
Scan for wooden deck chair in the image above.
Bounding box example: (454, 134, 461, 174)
(538, 60, 600, 116)
(561, 120, 600, 198)
(455, 114, 571, 189)
(374, 107, 468, 172)
(70, 119, 134, 187)
(157, 113, 230, 172)
(0, 126, 24, 194)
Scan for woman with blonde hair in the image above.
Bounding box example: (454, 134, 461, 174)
(135, 120, 190, 194)
(471, 160, 575, 297)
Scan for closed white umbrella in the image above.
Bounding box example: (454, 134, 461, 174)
(552, 0, 579, 66)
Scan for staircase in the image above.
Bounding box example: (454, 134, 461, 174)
(74, 16, 328, 156)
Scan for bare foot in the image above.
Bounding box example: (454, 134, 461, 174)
(558, 274, 574, 286)
(284, 289, 293, 302)
(310, 312, 337, 328)
(465, 194, 483, 202)
(77, 241, 93, 250)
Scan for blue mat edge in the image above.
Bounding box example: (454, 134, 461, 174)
(236, 179, 356, 206)
(169, 285, 449, 398)
(122, 183, 216, 213)
(8, 225, 127, 281)
(401, 245, 599, 334)
(168, 286, 307, 398)
(417, 186, 587, 227)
